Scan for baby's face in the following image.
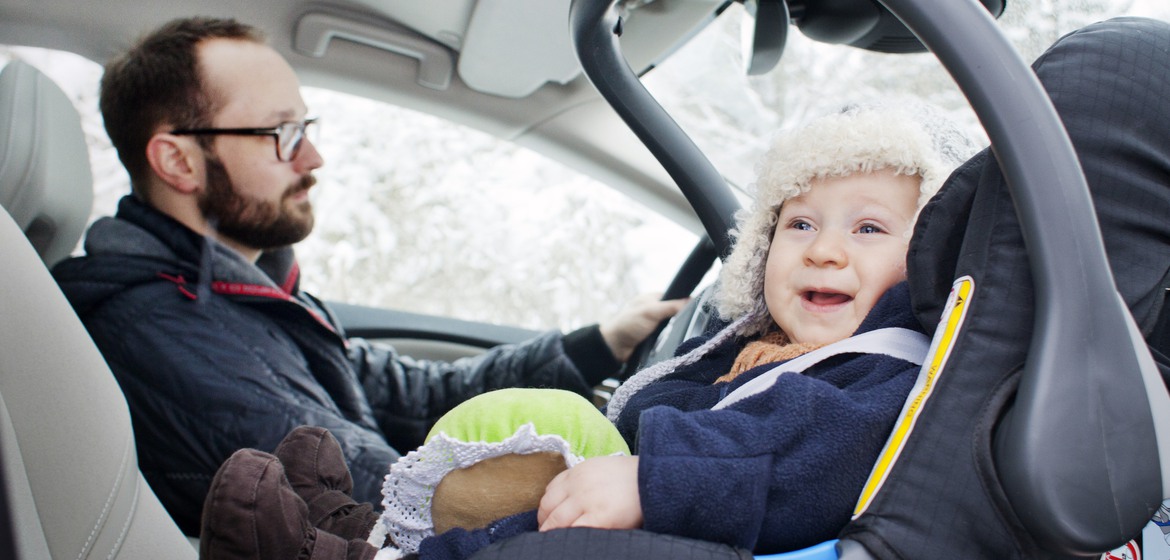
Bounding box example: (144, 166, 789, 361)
(764, 168, 919, 345)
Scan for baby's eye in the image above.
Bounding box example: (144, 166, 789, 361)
(789, 220, 814, 231)
(857, 223, 885, 234)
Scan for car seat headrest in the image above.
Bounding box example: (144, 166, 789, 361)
(0, 59, 94, 266)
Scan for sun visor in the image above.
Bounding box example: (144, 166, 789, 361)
(457, 0, 581, 99)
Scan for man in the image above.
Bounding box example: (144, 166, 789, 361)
(51, 17, 684, 536)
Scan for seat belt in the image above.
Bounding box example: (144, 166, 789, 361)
(713, 327, 930, 410)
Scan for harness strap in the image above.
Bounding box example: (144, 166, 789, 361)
(713, 327, 930, 410)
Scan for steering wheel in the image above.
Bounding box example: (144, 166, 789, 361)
(618, 235, 719, 379)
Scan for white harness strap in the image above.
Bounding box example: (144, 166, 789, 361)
(712, 327, 931, 411)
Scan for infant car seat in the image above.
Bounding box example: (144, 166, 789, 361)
(467, 0, 1170, 559)
(844, 11, 1170, 557)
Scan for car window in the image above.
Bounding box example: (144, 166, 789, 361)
(0, 46, 697, 332)
(297, 87, 697, 331)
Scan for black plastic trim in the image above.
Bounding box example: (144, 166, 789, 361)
(327, 302, 541, 348)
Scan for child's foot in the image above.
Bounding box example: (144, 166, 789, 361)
(200, 448, 377, 560)
(275, 426, 380, 540)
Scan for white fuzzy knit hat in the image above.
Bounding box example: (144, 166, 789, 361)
(712, 101, 979, 338)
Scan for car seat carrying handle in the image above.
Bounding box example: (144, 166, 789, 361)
(880, 0, 1169, 554)
(567, 0, 740, 261)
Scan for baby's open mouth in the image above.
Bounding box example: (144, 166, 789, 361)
(804, 291, 853, 306)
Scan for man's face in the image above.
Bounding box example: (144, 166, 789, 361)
(763, 168, 920, 345)
(194, 38, 324, 250)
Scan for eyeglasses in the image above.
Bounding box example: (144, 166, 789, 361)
(171, 117, 318, 162)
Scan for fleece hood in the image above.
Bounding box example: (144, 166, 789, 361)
(52, 195, 300, 316)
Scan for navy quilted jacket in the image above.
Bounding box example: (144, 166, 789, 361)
(52, 195, 616, 536)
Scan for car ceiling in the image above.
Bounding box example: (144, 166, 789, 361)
(0, 0, 730, 233)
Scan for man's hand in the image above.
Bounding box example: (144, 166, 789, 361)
(600, 294, 689, 363)
(537, 455, 643, 531)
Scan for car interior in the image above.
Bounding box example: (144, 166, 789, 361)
(1, 0, 1168, 558)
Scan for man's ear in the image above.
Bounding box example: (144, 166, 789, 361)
(145, 133, 203, 195)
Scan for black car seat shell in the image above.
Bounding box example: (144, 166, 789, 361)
(843, 12, 1170, 558)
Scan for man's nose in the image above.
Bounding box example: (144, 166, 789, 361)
(294, 136, 325, 171)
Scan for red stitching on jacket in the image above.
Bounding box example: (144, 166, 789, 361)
(154, 274, 336, 334)
(281, 261, 300, 295)
(210, 281, 337, 334)
(211, 281, 292, 301)
(157, 272, 197, 300)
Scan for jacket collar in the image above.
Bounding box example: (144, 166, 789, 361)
(85, 195, 300, 293)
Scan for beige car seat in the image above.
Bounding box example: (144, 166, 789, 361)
(0, 60, 197, 559)
(0, 59, 93, 266)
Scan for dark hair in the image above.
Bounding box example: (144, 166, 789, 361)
(99, 17, 265, 199)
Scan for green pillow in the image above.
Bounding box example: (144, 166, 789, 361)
(426, 387, 630, 457)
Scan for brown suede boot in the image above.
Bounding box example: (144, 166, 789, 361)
(201, 448, 377, 560)
(275, 426, 380, 541)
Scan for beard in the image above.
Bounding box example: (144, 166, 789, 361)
(198, 154, 316, 250)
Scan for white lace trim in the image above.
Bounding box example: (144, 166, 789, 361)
(606, 313, 754, 422)
(366, 517, 389, 549)
(378, 423, 582, 553)
(372, 547, 404, 560)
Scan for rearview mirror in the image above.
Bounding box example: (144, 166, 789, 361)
(741, 0, 790, 75)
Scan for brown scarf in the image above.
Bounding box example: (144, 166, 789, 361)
(715, 331, 822, 384)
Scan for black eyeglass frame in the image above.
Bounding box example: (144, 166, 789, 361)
(170, 117, 318, 162)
